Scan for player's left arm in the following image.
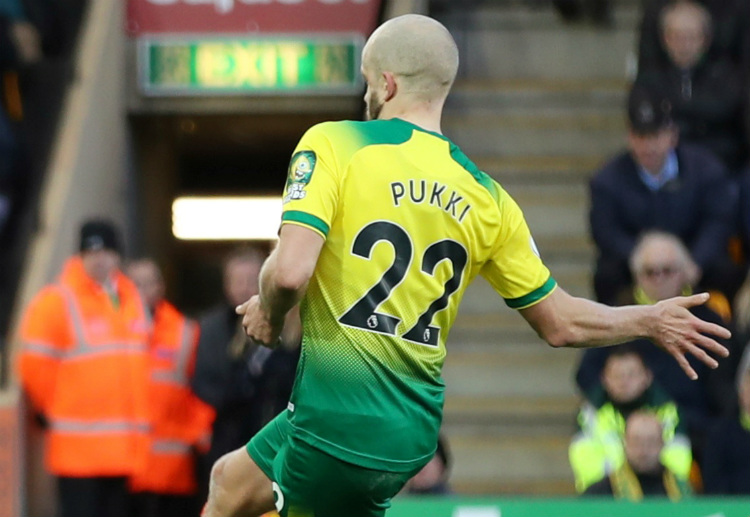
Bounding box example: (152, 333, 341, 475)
(237, 224, 323, 347)
(520, 287, 730, 380)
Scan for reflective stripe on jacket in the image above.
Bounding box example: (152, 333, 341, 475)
(569, 397, 692, 493)
(130, 301, 216, 495)
(18, 256, 151, 477)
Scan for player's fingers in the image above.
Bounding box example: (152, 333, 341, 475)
(235, 301, 249, 315)
(671, 349, 698, 381)
(693, 319, 732, 342)
(691, 332, 729, 359)
(673, 292, 709, 309)
(684, 338, 719, 369)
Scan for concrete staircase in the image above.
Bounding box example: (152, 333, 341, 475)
(436, 0, 639, 495)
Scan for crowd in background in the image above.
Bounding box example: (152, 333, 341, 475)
(571, 0, 750, 501)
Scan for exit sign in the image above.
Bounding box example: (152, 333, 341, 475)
(139, 36, 362, 96)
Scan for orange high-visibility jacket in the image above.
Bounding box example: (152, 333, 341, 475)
(18, 256, 151, 477)
(130, 300, 215, 495)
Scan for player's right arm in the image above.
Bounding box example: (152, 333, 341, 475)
(519, 287, 730, 380)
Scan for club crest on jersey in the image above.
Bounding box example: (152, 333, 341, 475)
(284, 150, 316, 203)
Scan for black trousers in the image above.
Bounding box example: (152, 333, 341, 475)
(57, 476, 131, 517)
(131, 491, 202, 517)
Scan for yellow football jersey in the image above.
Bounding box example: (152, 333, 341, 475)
(280, 118, 556, 471)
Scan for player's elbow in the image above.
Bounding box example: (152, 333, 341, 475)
(535, 314, 579, 349)
(271, 263, 311, 293)
(543, 328, 579, 349)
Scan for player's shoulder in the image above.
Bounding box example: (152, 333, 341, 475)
(305, 119, 414, 146)
(446, 141, 504, 204)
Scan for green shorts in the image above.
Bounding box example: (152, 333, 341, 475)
(246, 410, 422, 517)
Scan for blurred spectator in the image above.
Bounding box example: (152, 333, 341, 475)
(126, 258, 216, 517)
(702, 347, 750, 494)
(569, 346, 691, 493)
(577, 232, 733, 468)
(0, 0, 40, 244)
(583, 410, 692, 500)
(404, 434, 452, 495)
(16, 219, 150, 517)
(589, 84, 736, 305)
(635, 1, 747, 172)
(637, 0, 750, 73)
(191, 246, 300, 504)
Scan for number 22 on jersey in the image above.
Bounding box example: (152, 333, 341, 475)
(338, 220, 468, 347)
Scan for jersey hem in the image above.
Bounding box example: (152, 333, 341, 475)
(291, 423, 434, 472)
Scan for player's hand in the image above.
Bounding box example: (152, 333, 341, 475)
(236, 295, 282, 349)
(650, 293, 730, 380)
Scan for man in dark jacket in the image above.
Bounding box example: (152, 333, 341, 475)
(637, 0, 749, 74)
(702, 349, 750, 495)
(190, 247, 300, 506)
(589, 84, 736, 305)
(636, 1, 747, 172)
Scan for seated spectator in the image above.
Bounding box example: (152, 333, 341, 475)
(637, 0, 750, 73)
(404, 434, 452, 495)
(584, 410, 692, 500)
(577, 232, 733, 465)
(635, 1, 747, 172)
(589, 84, 736, 305)
(569, 346, 691, 493)
(702, 348, 750, 494)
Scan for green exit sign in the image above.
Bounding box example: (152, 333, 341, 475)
(139, 37, 362, 95)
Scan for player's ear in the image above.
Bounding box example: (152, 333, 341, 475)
(383, 71, 397, 101)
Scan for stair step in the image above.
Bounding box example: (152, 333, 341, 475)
(445, 112, 625, 131)
(451, 479, 576, 496)
(445, 120, 624, 158)
(474, 155, 606, 182)
(443, 342, 580, 399)
(444, 395, 579, 426)
(446, 433, 575, 493)
(450, 77, 629, 94)
(452, 27, 637, 80)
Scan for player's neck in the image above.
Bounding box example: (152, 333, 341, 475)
(379, 107, 443, 135)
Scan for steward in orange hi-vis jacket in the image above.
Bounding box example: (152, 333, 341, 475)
(126, 258, 215, 517)
(130, 299, 216, 496)
(17, 219, 151, 517)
